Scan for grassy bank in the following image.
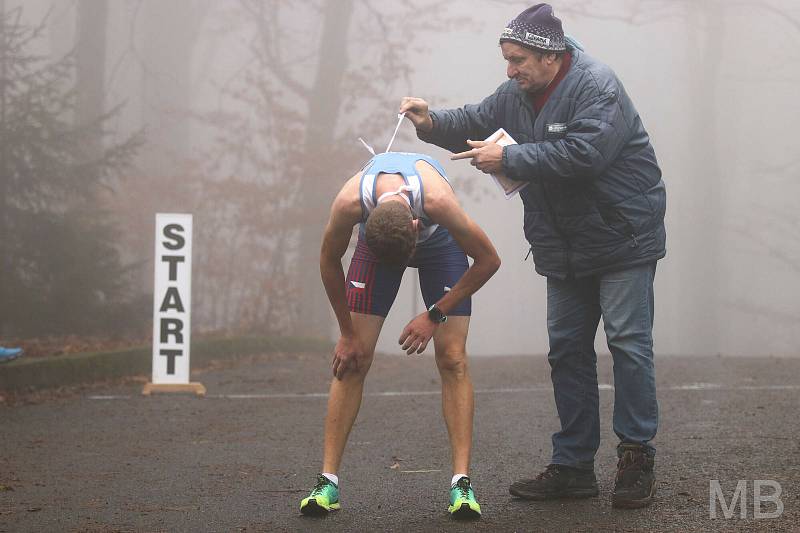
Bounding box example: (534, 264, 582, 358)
(0, 336, 331, 393)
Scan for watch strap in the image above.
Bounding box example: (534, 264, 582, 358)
(427, 304, 447, 323)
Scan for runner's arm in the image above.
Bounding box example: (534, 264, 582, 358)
(397, 192, 500, 355)
(321, 183, 367, 378)
(425, 195, 501, 316)
(320, 192, 362, 337)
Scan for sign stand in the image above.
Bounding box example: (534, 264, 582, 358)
(143, 213, 205, 397)
(142, 382, 206, 396)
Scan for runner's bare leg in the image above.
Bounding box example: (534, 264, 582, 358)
(433, 316, 473, 475)
(322, 313, 384, 474)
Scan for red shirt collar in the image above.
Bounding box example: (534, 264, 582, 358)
(531, 51, 572, 114)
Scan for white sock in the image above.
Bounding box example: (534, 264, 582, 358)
(322, 472, 339, 486)
(451, 473, 468, 487)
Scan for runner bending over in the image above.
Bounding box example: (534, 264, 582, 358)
(300, 152, 500, 519)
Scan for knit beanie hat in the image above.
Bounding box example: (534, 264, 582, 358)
(499, 3, 566, 52)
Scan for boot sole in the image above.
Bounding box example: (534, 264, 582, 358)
(612, 480, 657, 509)
(509, 486, 599, 501)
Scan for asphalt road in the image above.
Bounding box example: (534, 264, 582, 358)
(2, 351, 799, 532)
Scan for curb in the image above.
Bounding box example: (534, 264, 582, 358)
(0, 336, 331, 393)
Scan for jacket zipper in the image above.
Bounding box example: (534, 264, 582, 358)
(522, 98, 574, 278)
(625, 220, 639, 249)
(564, 240, 574, 279)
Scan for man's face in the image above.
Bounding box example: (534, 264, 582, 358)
(501, 42, 555, 94)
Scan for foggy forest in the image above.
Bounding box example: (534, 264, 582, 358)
(2, 0, 799, 358)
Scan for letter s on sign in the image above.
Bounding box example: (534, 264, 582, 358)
(163, 224, 185, 250)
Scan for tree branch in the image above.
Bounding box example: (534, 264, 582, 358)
(240, 0, 310, 100)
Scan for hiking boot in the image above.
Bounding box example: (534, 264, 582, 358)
(509, 464, 599, 500)
(612, 443, 656, 509)
(300, 474, 341, 515)
(448, 476, 481, 519)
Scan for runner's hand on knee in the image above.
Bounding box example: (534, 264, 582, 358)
(399, 313, 437, 355)
(332, 335, 364, 380)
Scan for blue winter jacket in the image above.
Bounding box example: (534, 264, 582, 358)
(419, 48, 666, 279)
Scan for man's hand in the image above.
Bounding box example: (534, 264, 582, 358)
(398, 312, 438, 355)
(451, 140, 504, 175)
(399, 97, 433, 133)
(331, 335, 364, 380)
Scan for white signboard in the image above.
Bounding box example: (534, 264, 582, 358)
(152, 213, 193, 384)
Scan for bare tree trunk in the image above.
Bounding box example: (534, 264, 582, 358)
(0, 0, 8, 335)
(116, 1, 208, 303)
(74, 0, 107, 157)
(140, 0, 209, 173)
(680, 1, 726, 354)
(295, 0, 355, 337)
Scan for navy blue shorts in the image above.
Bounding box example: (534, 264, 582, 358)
(346, 228, 471, 317)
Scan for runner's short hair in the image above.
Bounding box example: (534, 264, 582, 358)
(365, 202, 416, 266)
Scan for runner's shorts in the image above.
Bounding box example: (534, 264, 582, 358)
(345, 227, 471, 317)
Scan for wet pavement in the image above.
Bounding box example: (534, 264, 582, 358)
(2, 351, 799, 532)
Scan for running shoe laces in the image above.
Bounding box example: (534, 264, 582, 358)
(311, 474, 332, 495)
(455, 477, 471, 498)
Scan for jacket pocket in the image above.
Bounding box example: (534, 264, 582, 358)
(596, 204, 639, 248)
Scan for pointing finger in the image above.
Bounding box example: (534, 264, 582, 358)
(451, 149, 478, 161)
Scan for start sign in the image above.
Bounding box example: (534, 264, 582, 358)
(151, 213, 193, 385)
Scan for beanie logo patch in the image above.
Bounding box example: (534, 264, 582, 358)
(525, 32, 550, 47)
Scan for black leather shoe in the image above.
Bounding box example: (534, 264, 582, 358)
(612, 443, 656, 508)
(509, 464, 599, 500)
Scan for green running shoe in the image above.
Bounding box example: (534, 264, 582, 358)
(448, 476, 481, 519)
(300, 474, 341, 516)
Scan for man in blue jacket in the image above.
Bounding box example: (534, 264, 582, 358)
(400, 3, 666, 509)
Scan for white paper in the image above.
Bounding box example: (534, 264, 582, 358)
(484, 128, 528, 199)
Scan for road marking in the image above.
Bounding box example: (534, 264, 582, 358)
(87, 383, 800, 400)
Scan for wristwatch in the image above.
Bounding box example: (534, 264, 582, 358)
(427, 304, 447, 324)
